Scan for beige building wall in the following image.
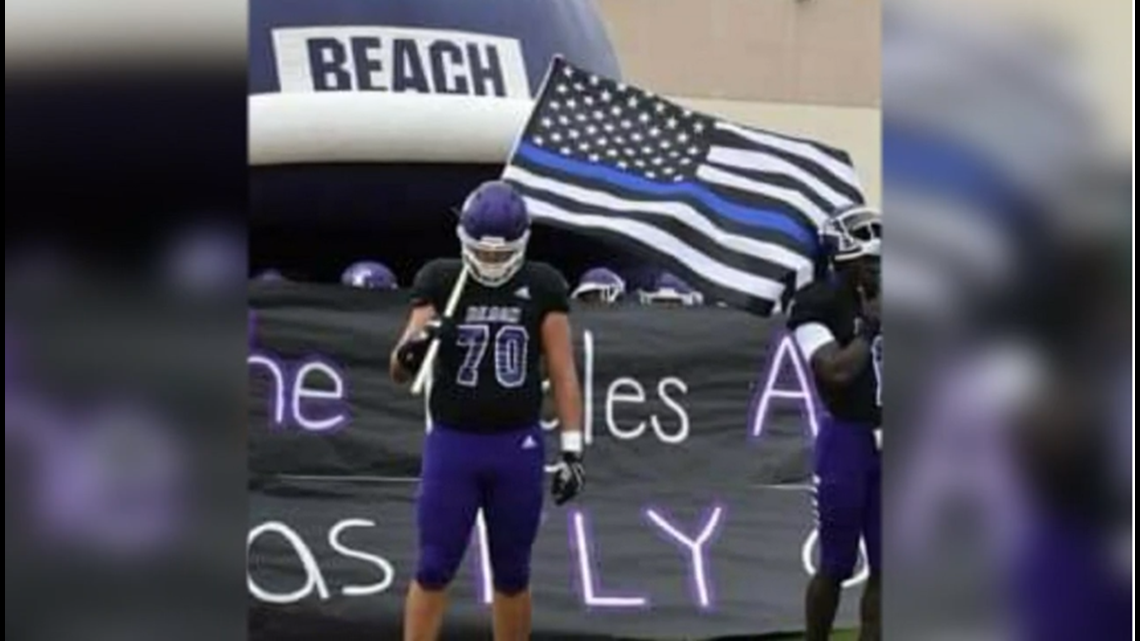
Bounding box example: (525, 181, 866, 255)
(595, 0, 880, 107)
(596, 0, 882, 204)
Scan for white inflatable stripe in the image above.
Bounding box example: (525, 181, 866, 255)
(249, 92, 534, 166)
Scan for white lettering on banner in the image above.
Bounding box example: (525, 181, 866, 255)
(569, 510, 651, 608)
(542, 330, 693, 468)
(606, 377, 646, 439)
(801, 528, 870, 589)
(247, 521, 331, 604)
(248, 354, 287, 426)
(248, 519, 397, 604)
(294, 361, 349, 431)
(644, 506, 725, 609)
(329, 519, 396, 596)
(249, 351, 350, 432)
(749, 335, 820, 440)
(653, 377, 690, 444)
(271, 26, 529, 97)
(248, 504, 833, 608)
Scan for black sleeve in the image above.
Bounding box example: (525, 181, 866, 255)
(786, 282, 834, 330)
(409, 260, 445, 309)
(536, 264, 571, 317)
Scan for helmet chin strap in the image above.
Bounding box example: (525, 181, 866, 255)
(462, 248, 525, 287)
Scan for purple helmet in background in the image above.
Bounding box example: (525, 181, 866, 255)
(572, 267, 626, 304)
(638, 272, 704, 307)
(457, 181, 530, 287)
(253, 269, 288, 283)
(341, 261, 398, 290)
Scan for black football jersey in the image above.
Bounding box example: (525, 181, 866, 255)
(787, 281, 882, 426)
(410, 258, 570, 432)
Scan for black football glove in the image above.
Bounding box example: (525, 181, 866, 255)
(551, 452, 585, 505)
(395, 317, 457, 373)
(395, 335, 431, 373)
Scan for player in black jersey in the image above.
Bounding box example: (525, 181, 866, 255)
(390, 181, 584, 641)
(787, 205, 883, 641)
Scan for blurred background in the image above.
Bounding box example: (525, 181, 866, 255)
(5, 0, 1132, 640)
(882, 0, 1131, 640)
(6, 2, 247, 641)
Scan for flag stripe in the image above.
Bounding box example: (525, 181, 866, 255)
(714, 122, 864, 194)
(512, 189, 787, 305)
(519, 187, 791, 285)
(707, 135, 866, 207)
(515, 143, 815, 246)
(515, 144, 814, 254)
(707, 146, 856, 210)
(713, 122, 853, 165)
(702, 166, 838, 221)
(531, 215, 777, 314)
(504, 165, 810, 283)
(505, 163, 814, 275)
(696, 164, 832, 227)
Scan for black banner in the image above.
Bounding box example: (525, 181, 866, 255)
(248, 285, 865, 639)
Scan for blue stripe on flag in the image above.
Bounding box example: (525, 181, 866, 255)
(517, 143, 815, 247)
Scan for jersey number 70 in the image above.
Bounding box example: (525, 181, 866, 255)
(455, 323, 530, 388)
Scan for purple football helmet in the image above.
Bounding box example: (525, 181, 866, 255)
(457, 181, 530, 287)
(341, 261, 398, 290)
(572, 267, 626, 304)
(638, 272, 704, 306)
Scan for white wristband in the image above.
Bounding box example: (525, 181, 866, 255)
(561, 431, 583, 454)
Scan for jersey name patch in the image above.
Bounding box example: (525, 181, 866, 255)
(465, 305, 522, 324)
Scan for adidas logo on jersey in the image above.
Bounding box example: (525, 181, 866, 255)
(521, 435, 538, 450)
(514, 286, 531, 300)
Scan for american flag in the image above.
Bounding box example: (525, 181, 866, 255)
(503, 57, 866, 314)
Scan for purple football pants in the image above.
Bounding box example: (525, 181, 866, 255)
(415, 423, 545, 595)
(813, 417, 881, 581)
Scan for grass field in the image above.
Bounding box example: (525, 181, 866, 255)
(759, 630, 857, 640)
(706, 630, 856, 640)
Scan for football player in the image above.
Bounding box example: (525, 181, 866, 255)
(390, 181, 585, 641)
(787, 204, 883, 641)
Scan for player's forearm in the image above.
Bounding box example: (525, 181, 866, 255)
(550, 371, 584, 441)
(391, 305, 438, 385)
(817, 338, 872, 387)
(390, 348, 412, 384)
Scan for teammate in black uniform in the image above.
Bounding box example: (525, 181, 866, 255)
(390, 181, 585, 641)
(787, 205, 883, 641)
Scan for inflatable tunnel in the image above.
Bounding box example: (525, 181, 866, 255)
(249, 0, 650, 287)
